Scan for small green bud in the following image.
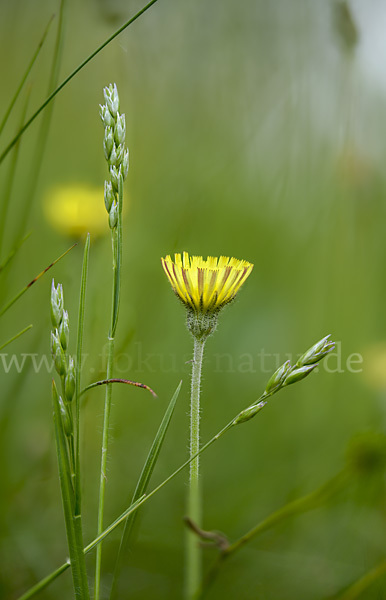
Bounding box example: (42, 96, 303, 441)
(65, 357, 76, 402)
(284, 364, 316, 386)
(110, 165, 121, 194)
(58, 394, 73, 437)
(122, 148, 129, 180)
(104, 83, 119, 117)
(296, 335, 335, 367)
(109, 201, 119, 229)
(51, 280, 63, 328)
(114, 113, 126, 146)
(99, 104, 114, 128)
(233, 401, 267, 425)
(59, 310, 69, 351)
(104, 180, 115, 213)
(265, 360, 291, 395)
(103, 127, 114, 161)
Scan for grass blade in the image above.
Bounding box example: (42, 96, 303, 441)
(0, 15, 53, 137)
(74, 233, 90, 517)
(0, 88, 31, 261)
(0, 324, 32, 351)
(0, 0, 160, 165)
(110, 380, 182, 598)
(0, 243, 75, 317)
(13, 0, 67, 243)
(0, 232, 31, 274)
(52, 380, 90, 599)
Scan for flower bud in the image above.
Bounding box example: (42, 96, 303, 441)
(59, 310, 69, 351)
(65, 357, 76, 402)
(114, 113, 126, 146)
(283, 364, 316, 386)
(103, 127, 114, 161)
(104, 83, 119, 118)
(233, 401, 267, 425)
(296, 335, 335, 367)
(51, 280, 63, 328)
(104, 180, 115, 213)
(59, 394, 73, 437)
(265, 360, 291, 395)
(109, 201, 118, 229)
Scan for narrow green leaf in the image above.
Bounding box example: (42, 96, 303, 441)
(0, 88, 31, 261)
(0, 15, 54, 137)
(110, 380, 182, 599)
(0, 0, 160, 165)
(0, 232, 31, 274)
(74, 233, 90, 517)
(52, 381, 90, 599)
(0, 324, 32, 351)
(0, 243, 75, 317)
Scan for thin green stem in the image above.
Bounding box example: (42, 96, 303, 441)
(95, 223, 120, 599)
(186, 336, 206, 599)
(0, 0, 160, 165)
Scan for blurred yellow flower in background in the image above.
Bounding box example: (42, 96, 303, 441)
(44, 184, 125, 238)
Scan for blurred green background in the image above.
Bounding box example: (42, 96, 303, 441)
(0, 0, 385, 598)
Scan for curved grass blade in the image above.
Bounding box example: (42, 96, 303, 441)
(0, 243, 76, 318)
(110, 380, 182, 599)
(52, 380, 90, 599)
(0, 15, 54, 137)
(0, 0, 160, 165)
(0, 324, 32, 352)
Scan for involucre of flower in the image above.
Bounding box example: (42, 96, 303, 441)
(58, 394, 73, 437)
(161, 252, 253, 315)
(59, 310, 69, 351)
(122, 149, 129, 180)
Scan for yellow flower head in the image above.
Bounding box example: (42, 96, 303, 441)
(161, 252, 253, 314)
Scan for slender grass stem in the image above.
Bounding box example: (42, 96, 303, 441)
(95, 217, 121, 598)
(186, 336, 206, 599)
(0, 324, 32, 351)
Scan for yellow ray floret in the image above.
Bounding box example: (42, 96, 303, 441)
(161, 252, 253, 313)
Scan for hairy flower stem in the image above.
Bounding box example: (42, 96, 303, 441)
(186, 335, 206, 599)
(95, 222, 120, 600)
